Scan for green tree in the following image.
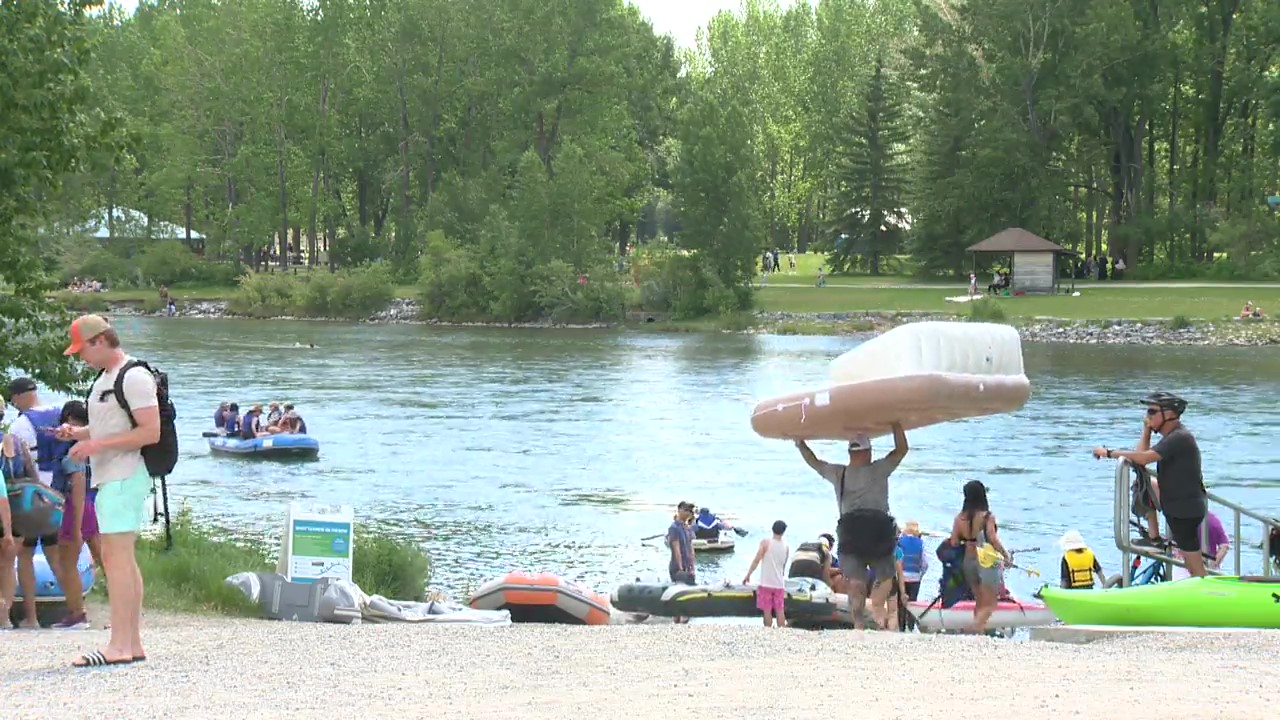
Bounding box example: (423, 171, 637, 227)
(0, 0, 114, 391)
(827, 53, 911, 275)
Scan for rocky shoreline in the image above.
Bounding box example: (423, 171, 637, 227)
(103, 299, 1280, 346)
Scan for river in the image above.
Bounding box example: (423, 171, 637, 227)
(53, 316, 1280, 598)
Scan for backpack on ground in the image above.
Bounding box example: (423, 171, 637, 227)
(92, 358, 177, 548)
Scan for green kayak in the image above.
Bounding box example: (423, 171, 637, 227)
(1041, 575, 1280, 628)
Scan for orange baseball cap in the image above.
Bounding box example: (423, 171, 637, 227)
(63, 314, 112, 355)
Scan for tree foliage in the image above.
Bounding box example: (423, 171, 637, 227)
(0, 0, 113, 392)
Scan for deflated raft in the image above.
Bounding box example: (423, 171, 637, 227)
(468, 571, 612, 625)
(750, 322, 1032, 440)
(611, 577, 866, 627)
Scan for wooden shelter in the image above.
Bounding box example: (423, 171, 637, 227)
(966, 228, 1076, 295)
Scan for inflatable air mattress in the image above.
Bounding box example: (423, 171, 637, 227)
(468, 571, 612, 625)
(207, 433, 320, 460)
(751, 322, 1031, 440)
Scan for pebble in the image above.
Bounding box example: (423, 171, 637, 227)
(104, 302, 1280, 346)
(3, 608, 1277, 719)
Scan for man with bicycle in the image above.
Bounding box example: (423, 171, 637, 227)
(1092, 391, 1208, 578)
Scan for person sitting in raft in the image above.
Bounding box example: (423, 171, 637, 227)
(223, 403, 241, 436)
(282, 403, 307, 434)
(693, 507, 733, 540)
(213, 402, 230, 431)
(796, 423, 909, 630)
(789, 534, 835, 585)
(240, 404, 265, 439)
(1059, 530, 1105, 590)
(266, 401, 283, 428)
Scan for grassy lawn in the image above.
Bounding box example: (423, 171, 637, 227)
(756, 284, 1272, 321)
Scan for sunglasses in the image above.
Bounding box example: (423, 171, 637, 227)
(1146, 408, 1162, 416)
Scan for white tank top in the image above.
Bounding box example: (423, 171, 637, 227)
(758, 538, 790, 589)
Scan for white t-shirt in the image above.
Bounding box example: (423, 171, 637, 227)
(758, 537, 790, 590)
(10, 404, 59, 486)
(87, 356, 158, 487)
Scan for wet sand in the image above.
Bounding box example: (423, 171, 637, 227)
(3, 608, 1278, 720)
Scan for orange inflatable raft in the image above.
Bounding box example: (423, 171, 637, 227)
(468, 571, 612, 625)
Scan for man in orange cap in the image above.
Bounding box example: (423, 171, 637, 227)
(57, 314, 158, 667)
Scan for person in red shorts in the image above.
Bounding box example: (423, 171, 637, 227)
(744, 520, 790, 628)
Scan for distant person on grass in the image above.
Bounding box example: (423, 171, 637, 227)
(743, 520, 790, 628)
(59, 315, 158, 667)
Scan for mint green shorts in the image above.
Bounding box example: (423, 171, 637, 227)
(95, 466, 151, 535)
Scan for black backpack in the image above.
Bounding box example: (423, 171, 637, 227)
(94, 359, 179, 478)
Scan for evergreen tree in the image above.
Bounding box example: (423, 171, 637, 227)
(827, 53, 910, 276)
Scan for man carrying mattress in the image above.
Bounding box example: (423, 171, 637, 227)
(796, 422, 908, 630)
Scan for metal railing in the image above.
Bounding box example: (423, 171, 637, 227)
(1112, 457, 1278, 586)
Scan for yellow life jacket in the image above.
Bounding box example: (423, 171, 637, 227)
(1064, 548, 1097, 588)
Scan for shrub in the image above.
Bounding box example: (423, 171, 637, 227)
(417, 224, 630, 324)
(418, 231, 488, 320)
(329, 262, 396, 319)
(227, 272, 298, 318)
(137, 240, 204, 286)
(967, 298, 1008, 323)
(1168, 314, 1194, 330)
(530, 259, 629, 324)
(228, 264, 397, 319)
(69, 247, 136, 287)
(353, 525, 433, 601)
(631, 246, 746, 320)
(57, 292, 110, 313)
(132, 510, 434, 614)
(134, 510, 270, 615)
(185, 259, 243, 287)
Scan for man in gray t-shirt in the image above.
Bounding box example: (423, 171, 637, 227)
(797, 422, 908, 629)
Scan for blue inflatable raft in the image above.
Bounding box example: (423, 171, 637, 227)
(206, 433, 320, 460)
(13, 544, 96, 603)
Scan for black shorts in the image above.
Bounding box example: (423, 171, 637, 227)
(21, 533, 58, 549)
(1166, 514, 1203, 553)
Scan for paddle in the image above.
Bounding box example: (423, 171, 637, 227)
(641, 533, 664, 542)
(977, 545, 1040, 577)
(201, 431, 221, 438)
(731, 526, 748, 537)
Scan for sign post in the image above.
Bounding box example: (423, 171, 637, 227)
(277, 503, 354, 584)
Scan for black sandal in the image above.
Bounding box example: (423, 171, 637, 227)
(73, 650, 134, 668)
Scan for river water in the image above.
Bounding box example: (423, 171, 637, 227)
(54, 317, 1280, 598)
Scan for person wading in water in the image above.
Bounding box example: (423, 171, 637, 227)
(796, 422, 909, 629)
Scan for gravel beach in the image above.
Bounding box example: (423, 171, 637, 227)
(4, 609, 1279, 720)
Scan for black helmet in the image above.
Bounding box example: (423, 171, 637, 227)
(1140, 391, 1187, 416)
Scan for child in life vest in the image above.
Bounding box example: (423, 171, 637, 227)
(1059, 530, 1105, 589)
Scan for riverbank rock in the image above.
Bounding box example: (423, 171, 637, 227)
(94, 299, 1280, 347)
(369, 297, 420, 323)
